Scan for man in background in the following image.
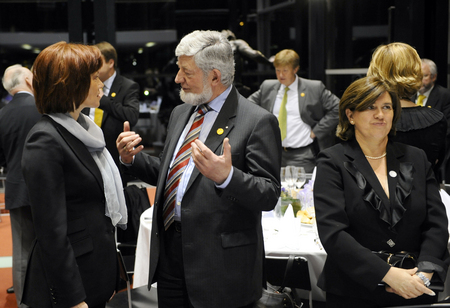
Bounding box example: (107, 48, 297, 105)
(1, 64, 41, 308)
(84, 41, 140, 184)
(248, 49, 339, 172)
(414, 58, 450, 182)
(414, 58, 450, 125)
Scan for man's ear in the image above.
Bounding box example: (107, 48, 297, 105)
(25, 76, 33, 91)
(108, 59, 115, 69)
(211, 69, 221, 85)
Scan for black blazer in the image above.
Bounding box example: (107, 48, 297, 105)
(91, 73, 140, 169)
(21, 115, 118, 307)
(127, 87, 282, 308)
(0, 93, 41, 210)
(314, 139, 449, 300)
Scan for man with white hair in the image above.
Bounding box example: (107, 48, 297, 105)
(415, 58, 450, 122)
(414, 58, 450, 181)
(117, 30, 282, 308)
(1, 64, 41, 307)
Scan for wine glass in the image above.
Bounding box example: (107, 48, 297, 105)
(295, 167, 306, 189)
(280, 167, 287, 188)
(285, 165, 298, 189)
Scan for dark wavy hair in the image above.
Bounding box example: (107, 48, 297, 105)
(32, 41, 103, 114)
(337, 76, 400, 141)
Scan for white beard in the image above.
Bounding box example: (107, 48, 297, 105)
(179, 82, 213, 106)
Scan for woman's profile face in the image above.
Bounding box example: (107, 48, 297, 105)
(346, 91, 393, 142)
(80, 71, 104, 109)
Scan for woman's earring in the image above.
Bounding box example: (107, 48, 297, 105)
(350, 120, 354, 125)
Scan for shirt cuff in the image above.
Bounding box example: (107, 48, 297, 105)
(119, 155, 135, 166)
(215, 167, 234, 189)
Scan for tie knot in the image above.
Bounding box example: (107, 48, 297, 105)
(284, 87, 289, 93)
(197, 104, 211, 116)
(417, 94, 426, 106)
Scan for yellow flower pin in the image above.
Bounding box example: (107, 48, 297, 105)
(301, 92, 305, 97)
(217, 128, 224, 135)
(111, 92, 116, 97)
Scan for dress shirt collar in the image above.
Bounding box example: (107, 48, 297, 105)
(419, 85, 434, 98)
(16, 90, 34, 97)
(197, 85, 232, 114)
(103, 71, 116, 92)
(280, 75, 298, 93)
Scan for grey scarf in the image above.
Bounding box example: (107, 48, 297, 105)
(48, 113, 128, 229)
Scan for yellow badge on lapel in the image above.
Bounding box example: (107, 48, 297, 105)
(217, 128, 224, 135)
(111, 92, 116, 97)
(301, 92, 305, 97)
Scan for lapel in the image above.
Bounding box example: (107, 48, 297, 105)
(427, 86, 439, 108)
(344, 140, 391, 207)
(108, 74, 122, 98)
(267, 82, 281, 113)
(184, 87, 239, 192)
(343, 140, 410, 230)
(45, 116, 104, 192)
(157, 103, 195, 191)
(297, 77, 308, 117)
(100, 75, 123, 125)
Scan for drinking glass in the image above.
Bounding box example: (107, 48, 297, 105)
(295, 167, 306, 189)
(280, 167, 287, 188)
(285, 165, 297, 189)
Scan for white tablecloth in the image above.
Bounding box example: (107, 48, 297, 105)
(134, 190, 450, 302)
(133, 207, 154, 288)
(133, 208, 327, 301)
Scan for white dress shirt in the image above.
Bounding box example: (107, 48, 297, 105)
(170, 86, 233, 221)
(272, 76, 313, 148)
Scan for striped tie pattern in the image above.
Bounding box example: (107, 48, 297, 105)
(162, 104, 210, 230)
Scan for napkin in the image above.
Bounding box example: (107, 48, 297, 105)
(277, 204, 301, 249)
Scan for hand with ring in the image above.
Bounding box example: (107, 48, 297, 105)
(117, 121, 144, 164)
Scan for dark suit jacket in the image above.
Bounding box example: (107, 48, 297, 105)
(0, 92, 41, 210)
(87, 73, 140, 170)
(21, 115, 118, 307)
(247, 77, 339, 150)
(126, 87, 282, 308)
(314, 139, 449, 300)
(414, 84, 450, 135)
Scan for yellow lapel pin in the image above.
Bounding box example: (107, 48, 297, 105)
(111, 92, 116, 97)
(217, 128, 224, 135)
(301, 92, 305, 97)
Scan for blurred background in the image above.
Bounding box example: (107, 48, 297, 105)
(0, 0, 448, 147)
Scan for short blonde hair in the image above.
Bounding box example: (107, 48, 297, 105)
(367, 42, 422, 99)
(273, 49, 299, 69)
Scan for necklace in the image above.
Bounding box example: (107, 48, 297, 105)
(365, 152, 387, 160)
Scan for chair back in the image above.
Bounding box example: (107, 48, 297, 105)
(265, 255, 311, 291)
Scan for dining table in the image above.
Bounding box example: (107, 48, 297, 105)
(132, 204, 327, 302)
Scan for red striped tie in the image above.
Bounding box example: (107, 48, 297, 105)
(162, 104, 210, 230)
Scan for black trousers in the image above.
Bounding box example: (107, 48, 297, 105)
(156, 222, 254, 308)
(157, 222, 193, 308)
